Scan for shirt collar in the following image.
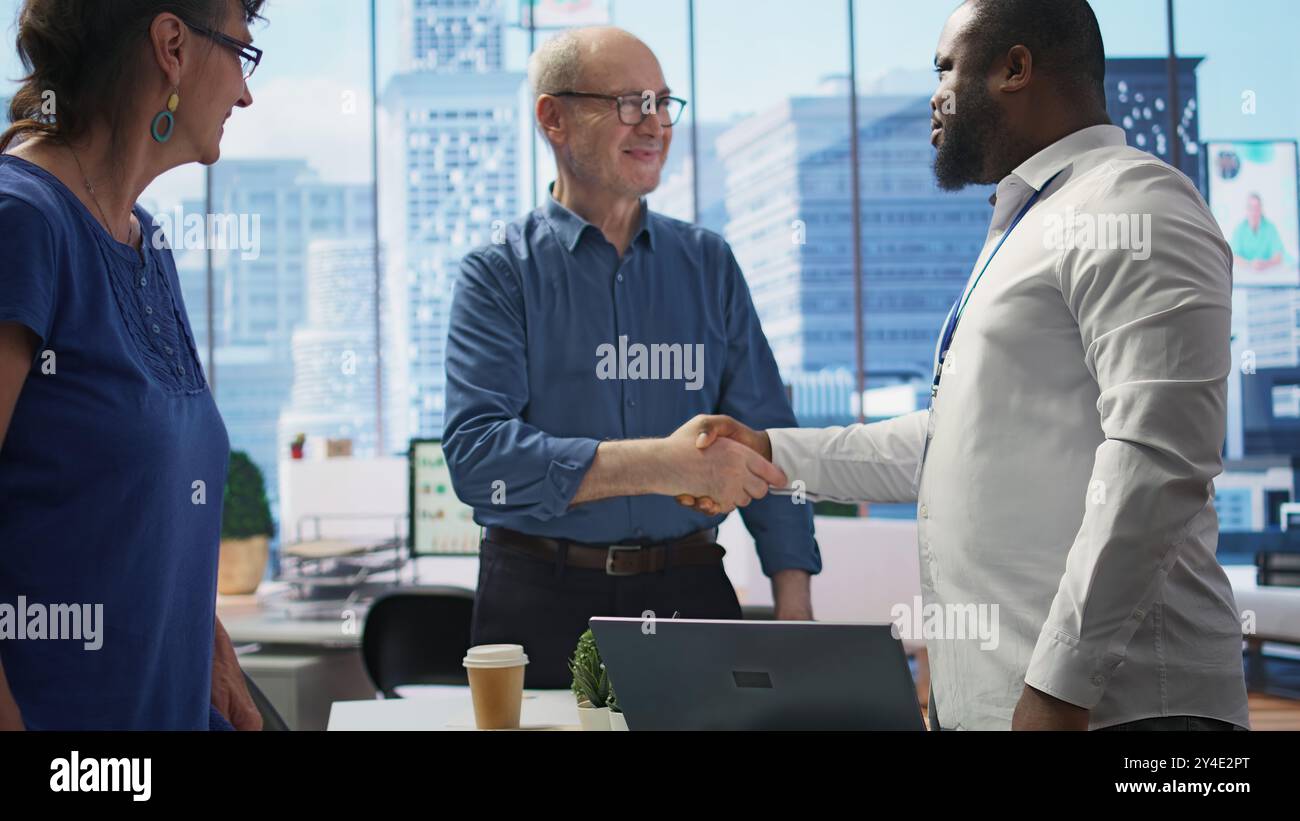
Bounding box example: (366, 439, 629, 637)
(988, 124, 1126, 209)
(1010, 123, 1127, 192)
(542, 183, 656, 254)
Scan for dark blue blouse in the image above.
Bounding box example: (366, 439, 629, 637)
(0, 154, 229, 730)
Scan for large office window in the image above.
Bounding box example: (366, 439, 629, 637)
(693, 0, 856, 428)
(4, 0, 1298, 534)
(1175, 0, 1300, 532)
(206, 1, 376, 521)
(842, 1, 1175, 516)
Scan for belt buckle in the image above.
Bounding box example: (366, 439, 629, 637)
(605, 544, 641, 576)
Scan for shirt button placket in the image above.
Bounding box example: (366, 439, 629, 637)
(918, 502, 937, 585)
(612, 252, 630, 437)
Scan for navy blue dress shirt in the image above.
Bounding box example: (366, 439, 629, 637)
(443, 192, 819, 576)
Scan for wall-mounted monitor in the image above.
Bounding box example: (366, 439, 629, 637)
(408, 439, 481, 556)
(1205, 139, 1300, 288)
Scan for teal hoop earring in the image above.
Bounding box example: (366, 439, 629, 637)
(151, 91, 179, 143)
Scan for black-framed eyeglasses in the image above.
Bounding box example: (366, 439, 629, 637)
(551, 91, 687, 127)
(185, 22, 262, 80)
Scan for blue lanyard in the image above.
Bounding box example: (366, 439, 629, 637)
(930, 169, 1064, 399)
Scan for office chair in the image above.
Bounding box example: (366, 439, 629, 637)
(361, 586, 475, 697)
(242, 670, 290, 731)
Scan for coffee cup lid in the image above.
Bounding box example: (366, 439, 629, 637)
(462, 644, 529, 669)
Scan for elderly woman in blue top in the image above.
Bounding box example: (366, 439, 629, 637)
(0, 0, 265, 730)
(443, 26, 820, 688)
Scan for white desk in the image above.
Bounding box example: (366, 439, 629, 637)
(328, 686, 581, 731)
(1225, 564, 1300, 645)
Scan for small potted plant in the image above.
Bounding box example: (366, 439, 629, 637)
(569, 629, 610, 731)
(289, 433, 306, 460)
(217, 451, 275, 595)
(607, 683, 627, 731)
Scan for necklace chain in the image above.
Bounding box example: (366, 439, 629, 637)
(67, 144, 136, 247)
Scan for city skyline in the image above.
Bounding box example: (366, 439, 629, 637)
(1, 0, 1297, 533)
(5, 0, 1298, 203)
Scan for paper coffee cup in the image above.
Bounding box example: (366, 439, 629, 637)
(463, 644, 529, 729)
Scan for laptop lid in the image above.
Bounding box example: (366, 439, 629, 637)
(589, 617, 925, 731)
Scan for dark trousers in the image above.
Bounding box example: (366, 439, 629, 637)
(928, 686, 1246, 731)
(470, 538, 743, 689)
(1098, 715, 1249, 731)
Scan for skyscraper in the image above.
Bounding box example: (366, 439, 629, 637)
(650, 121, 732, 234)
(278, 239, 400, 460)
(714, 86, 994, 423)
(400, 0, 504, 73)
(174, 159, 374, 509)
(711, 58, 1207, 427)
(1103, 57, 1203, 188)
(380, 0, 524, 441)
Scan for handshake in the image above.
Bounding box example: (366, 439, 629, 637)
(660, 415, 786, 516)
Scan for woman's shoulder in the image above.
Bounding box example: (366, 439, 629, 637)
(0, 155, 71, 236)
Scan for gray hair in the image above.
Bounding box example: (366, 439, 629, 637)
(528, 29, 588, 98)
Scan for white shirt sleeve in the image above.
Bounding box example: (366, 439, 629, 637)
(766, 409, 929, 505)
(1023, 163, 1234, 709)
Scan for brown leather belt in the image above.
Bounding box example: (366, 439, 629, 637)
(484, 527, 723, 576)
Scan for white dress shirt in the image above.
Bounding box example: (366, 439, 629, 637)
(769, 125, 1250, 730)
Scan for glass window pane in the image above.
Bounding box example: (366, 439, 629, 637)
(695, 0, 855, 427)
(849, 0, 1172, 516)
(204, 1, 376, 531)
(1176, 0, 1300, 535)
(377, 0, 529, 442)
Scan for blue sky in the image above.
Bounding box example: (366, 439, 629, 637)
(1, 0, 1297, 200)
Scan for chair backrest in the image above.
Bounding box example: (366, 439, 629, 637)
(242, 670, 290, 731)
(361, 586, 475, 697)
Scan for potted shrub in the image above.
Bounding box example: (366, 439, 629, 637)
(289, 433, 306, 460)
(569, 629, 610, 731)
(217, 451, 275, 595)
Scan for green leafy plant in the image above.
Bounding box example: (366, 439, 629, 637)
(569, 628, 612, 709)
(221, 451, 275, 540)
(606, 682, 620, 714)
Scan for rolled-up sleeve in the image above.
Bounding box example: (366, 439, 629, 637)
(715, 245, 820, 575)
(1024, 164, 1233, 708)
(442, 251, 599, 521)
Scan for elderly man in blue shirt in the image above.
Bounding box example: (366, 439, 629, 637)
(443, 26, 819, 687)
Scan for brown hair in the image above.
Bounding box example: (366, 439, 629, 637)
(1, 0, 266, 153)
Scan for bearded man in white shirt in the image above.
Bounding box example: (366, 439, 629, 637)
(676, 0, 1251, 731)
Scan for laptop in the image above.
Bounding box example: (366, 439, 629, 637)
(589, 617, 925, 731)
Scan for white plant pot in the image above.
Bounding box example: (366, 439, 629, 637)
(608, 711, 628, 731)
(577, 704, 611, 731)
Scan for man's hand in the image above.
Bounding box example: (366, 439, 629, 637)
(1011, 683, 1090, 730)
(672, 415, 775, 516)
(690, 414, 772, 459)
(659, 415, 786, 514)
(212, 618, 262, 731)
(570, 416, 785, 509)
